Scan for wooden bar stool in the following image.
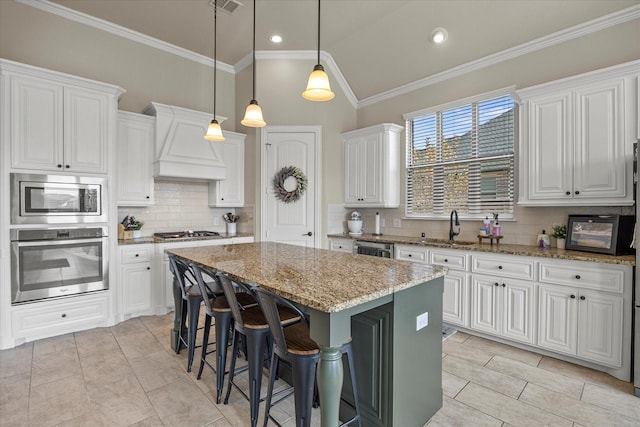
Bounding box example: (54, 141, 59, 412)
(190, 264, 257, 404)
(216, 273, 300, 427)
(254, 287, 362, 427)
(168, 255, 215, 372)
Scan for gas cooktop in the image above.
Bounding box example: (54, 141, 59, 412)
(153, 230, 221, 240)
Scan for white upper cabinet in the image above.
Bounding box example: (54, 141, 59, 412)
(518, 61, 638, 206)
(343, 123, 403, 208)
(208, 131, 245, 207)
(2, 60, 123, 174)
(117, 112, 155, 206)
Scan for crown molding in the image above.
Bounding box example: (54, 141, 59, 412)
(17, 0, 235, 74)
(235, 50, 358, 108)
(358, 4, 640, 108)
(20, 0, 639, 109)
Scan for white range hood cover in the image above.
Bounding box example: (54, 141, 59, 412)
(144, 102, 228, 180)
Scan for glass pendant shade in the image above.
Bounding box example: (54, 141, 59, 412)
(241, 99, 266, 127)
(302, 64, 335, 101)
(204, 119, 225, 141)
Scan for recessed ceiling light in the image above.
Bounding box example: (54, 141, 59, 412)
(270, 34, 283, 44)
(431, 27, 448, 45)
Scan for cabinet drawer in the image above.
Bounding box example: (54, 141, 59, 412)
(429, 249, 467, 271)
(12, 294, 109, 338)
(472, 255, 534, 280)
(329, 239, 354, 253)
(395, 246, 428, 263)
(539, 262, 624, 293)
(120, 246, 151, 263)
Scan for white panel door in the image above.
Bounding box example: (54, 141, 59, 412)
(573, 80, 626, 199)
(471, 276, 499, 336)
(577, 290, 623, 367)
(526, 92, 572, 201)
(10, 75, 63, 171)
(64, 86, 109, 173)
(502, 280, 535, 344)
(538, 284, 577, 356)
(442, 271, 469, 327)
(261, 127, 320, 248)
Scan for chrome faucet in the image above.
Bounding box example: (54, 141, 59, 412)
(449, 210, 460, 241)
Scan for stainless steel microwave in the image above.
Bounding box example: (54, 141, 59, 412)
(10, 173, 107, 224)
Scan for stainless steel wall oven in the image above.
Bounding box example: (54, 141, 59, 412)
(10, 227, 109, 304)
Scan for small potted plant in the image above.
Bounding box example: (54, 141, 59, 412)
(551, 224, 567, 249)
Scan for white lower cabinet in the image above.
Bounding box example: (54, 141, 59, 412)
(471, 275, 536, 345)
(430, 248, 469, 328)
(11, 293, 109, 342)
(329, 238, 354, 253)
(119, 244, 153, 318)
(538, 284, 623, 368)
(442, 270, 469, 328)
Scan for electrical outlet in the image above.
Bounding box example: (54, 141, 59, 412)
(213, 217, 220, 226)
(380, 218, 385, 227)
(416, 312, 429, 331)
(392, 218, 401, 228)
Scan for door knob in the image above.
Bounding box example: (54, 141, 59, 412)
(303, 232, 312, 236)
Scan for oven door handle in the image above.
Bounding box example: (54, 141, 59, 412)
(13, 237, 106, 247)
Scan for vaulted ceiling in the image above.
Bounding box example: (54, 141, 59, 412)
(50, 0, 639, 101)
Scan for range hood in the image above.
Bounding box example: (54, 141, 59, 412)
(144, 102, 228, 180)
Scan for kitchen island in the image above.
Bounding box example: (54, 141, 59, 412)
(168, 242, 447, 427)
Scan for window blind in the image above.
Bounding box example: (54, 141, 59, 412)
(406, 95, 515, 219)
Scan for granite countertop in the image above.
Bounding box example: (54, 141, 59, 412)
(168, 242, 447, 313)
(327, 233, 635, 266)
(118, 232, 254, 245)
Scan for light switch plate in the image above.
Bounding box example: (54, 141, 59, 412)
(416, 312, 429, 331)
(392, 218, 401, 228)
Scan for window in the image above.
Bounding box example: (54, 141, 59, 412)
(404, 93, 516, 219)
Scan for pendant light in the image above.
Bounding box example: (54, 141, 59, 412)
(241, 0, 266, 127)
(302, 0, 334, 101)
(205, 0, 224, 141)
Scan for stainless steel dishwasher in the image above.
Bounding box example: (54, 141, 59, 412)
(353, 240, 394, 258)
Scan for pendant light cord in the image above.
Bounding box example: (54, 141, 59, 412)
(252, 0, 256, 100)
(316, 0, 321, 64)
(213, 1, 218, 118)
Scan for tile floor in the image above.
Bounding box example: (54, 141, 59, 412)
(0, 314, 638, 427)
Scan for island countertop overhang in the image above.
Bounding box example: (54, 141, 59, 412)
(167, 241, 447, 313)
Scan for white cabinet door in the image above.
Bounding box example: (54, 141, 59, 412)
(121, 263, 152, 316)
(577, 289, 623, 367)
(63, 86, 109, 173)
(10, 75, 64, 171)
(573, 79, 626, 200)
(524, 91, 572, 202)
(343, 138, 361, 204)
(442, 271, 469, 328)
(117, 112, 154, 206)
(502, 280, 536, 344)
(470, 276, 500, 336)
(329, 238, 354, 253)
(208, 131, 245, 207)
(538, 284, 578, 356)
(359, 133, 382, 204)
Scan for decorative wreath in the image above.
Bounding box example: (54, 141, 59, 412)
(273, 166, 307, 203)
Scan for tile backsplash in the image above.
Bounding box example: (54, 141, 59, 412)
(117, 179, 234, 236)
(332, 204, 634, 246)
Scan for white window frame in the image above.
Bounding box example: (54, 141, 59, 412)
(402, 87, 518, 220)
